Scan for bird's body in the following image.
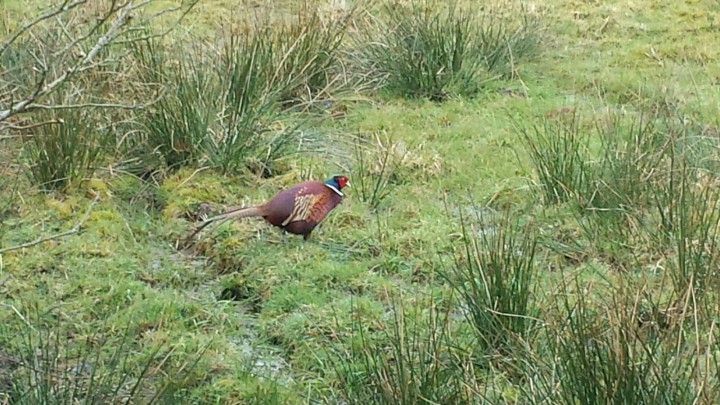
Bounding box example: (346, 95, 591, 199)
(187, 175, 349, 241)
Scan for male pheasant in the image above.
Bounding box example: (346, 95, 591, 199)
(187, 175, 350, 241)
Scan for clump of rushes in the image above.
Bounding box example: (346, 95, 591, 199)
(131, 9, 354, 176)
(23, 107, 107, 192)
(442, 205, 539, 363)
(355, 0, 540, 101)
(0, 306, 207, 404)
(518, 110, 591, 205)
(327, 295, 478, 404)
(523, 276, 718, 404)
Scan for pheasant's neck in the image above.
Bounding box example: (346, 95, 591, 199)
(324, 184, 344, 197)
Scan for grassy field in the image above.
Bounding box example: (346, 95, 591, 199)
(1, 0, 720, 403)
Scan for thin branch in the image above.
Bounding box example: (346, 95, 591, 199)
(0, 118, 63, 132)
(0, 0, 88, 57)
(0, 89, 165, 133)
(0, 0, 190, 123)
(54, 0, 129, 58)
(115, 0, 200, 44)
(25, 97, 162, 111)
(54, 11, 80, 52)
(0, 195, 99, 254)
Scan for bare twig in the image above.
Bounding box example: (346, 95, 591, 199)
(53, 0, 129, 58)
(0, 0, 198, 124)
(25, 97, 163, 111)
(0, 195, 99, 254)
(173, 166, 212, 190)
(115, 2, 199, 44)
(0, 2, 133, 122)
(1, 118, 63, 132)
(0, 0, 87, 56)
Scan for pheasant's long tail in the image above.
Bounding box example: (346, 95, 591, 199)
(182, 206, 263, 247)
(202, 205, 263, 224)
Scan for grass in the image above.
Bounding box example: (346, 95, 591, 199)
(523, 274, 713, 404)
(354, 0, 539, 101)
(327, 293, 478, 404)
(129, 9, 352, 175)
(0, 304, 207, 404)
(351, 132, 404, 211)
(21, 107, 108, 192)
(442, 205, 539, 361)
(2, 0, 720, 403)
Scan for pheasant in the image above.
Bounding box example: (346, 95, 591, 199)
(186, 175, 350, 242)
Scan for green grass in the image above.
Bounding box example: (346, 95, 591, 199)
(2, 0, 720, 403)
(352, 0, 539, 100)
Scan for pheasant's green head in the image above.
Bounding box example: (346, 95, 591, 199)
(325, 175, 350, 195)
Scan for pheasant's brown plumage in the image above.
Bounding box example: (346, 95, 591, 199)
(187, 175, 349, 242)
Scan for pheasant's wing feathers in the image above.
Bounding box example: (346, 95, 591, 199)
(308, 194, 337, 223)
(281, 192, 324, 226)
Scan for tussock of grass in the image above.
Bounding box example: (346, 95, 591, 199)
(646, 153, 720, 301)
(353, 0, 540, 101)
(442, 204, 538, 360)
(22, 108, 108, 192)
(521, 108, 720, 286)
(327, 294, 478, 404)
(271, 9, 357, 108)
(523, 276, 719, 405)
(0, 304, 207, 404)
(128, 9, 354, 176)
(518, 110, 590, 205)
(352, 132, 402, 211)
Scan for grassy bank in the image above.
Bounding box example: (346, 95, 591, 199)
(1, 0, 719, 403)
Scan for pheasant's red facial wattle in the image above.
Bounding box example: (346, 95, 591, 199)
(336, 176, 349, 189)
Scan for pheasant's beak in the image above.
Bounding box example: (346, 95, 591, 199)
(345, 181, 351, 188)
